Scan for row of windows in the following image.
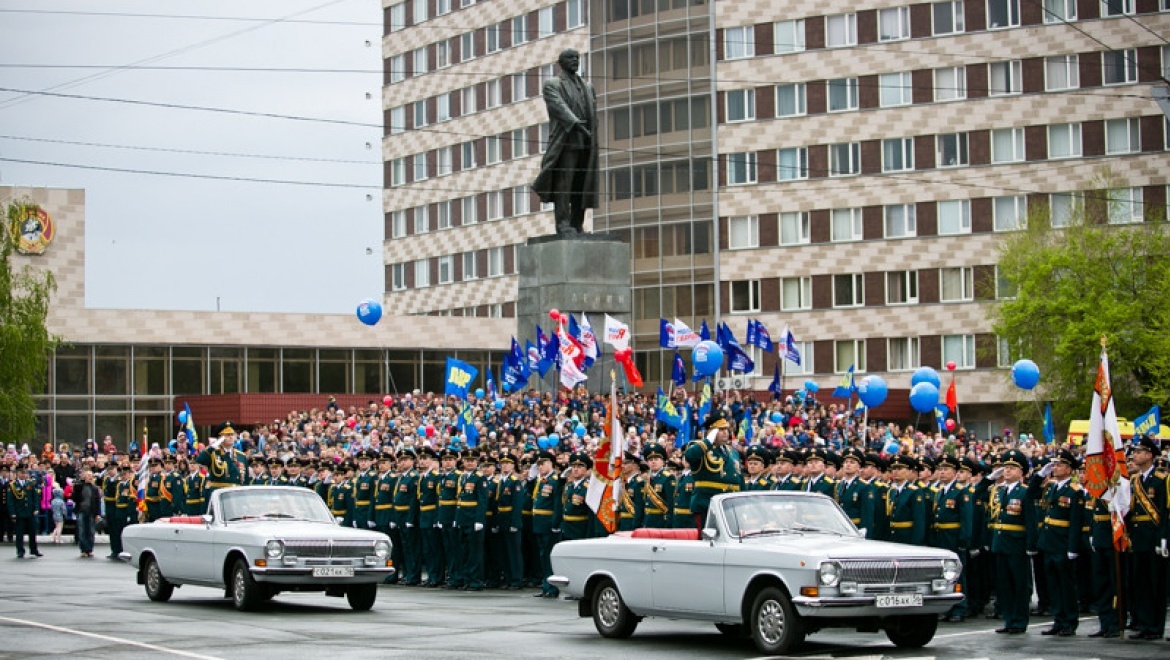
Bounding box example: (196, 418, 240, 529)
(389, 187, 552, 239)
(720, 1, 1167, 60)
(611, 96, 710, 140)
(723, 186, 1160, 252)
(388, 124, 549, 187)
(606, 0, 707, 22)
(388, 67, 555, 135)
(722, 49, 1159, 126)
(390, 245, 513, 291)
(607, 33, 710, 80)
(608, 158, 711, 200)
(721, 115, 1163, 185)
(425, 303, 510, 318)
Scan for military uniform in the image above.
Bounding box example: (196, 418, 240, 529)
(109, 467, 138, 558)
(529, 451, 563, 597)
(772, 450, 805, 492)
(437, 451, 462, 587)
(452, 457, 489, 590)
(885, 455, 927, 545)
(496, 454, 527, 589)
(1125, 437, 1169, 640)
(683, 416, 742, 527)
(161, 461, 183, 518)
(618, 461, 645, 532)
(641, 444, 675, 529)
(393, 451, 422, 585)
(144, 461, 164, 522)
(743, 445, 775, 492)
(560, 452, 594, 540)
(1030, 450, 1084, 635)
(351, 451, 377, 529)
(802, 448, 836, 497)
(416, 449, 444, 586)
(7, 469, 41, 558)
(990, 450, 1037, 635)
(931, 456, 973, 621)
(195, 442, 243, 495)
(671, 465, 695, 528)
(184, 468, 207, 515)
(835, 448, 875, 534)
(372, 452, 397, 582)
(1085, 494, 1120, 637)
(328, 465, 354, 527)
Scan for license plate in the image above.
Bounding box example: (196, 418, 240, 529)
(312, 566, 354, 578)
(875, 593, 922, 608)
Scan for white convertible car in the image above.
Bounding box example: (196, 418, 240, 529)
(549, 491, 963, 655)
(122, 486, 394, 611)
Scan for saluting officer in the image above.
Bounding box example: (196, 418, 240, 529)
(416, 447, 444, 587)
(560, 452, 594, 540)
(684, 415, 741, 528)
(885, 455, 926, 545)
(530, 450, 563, 598)
(743, 446, 774, 491)
(1125, 435, 1168, 640)
(195, 424, 244, 496)
(990, 449, 1036, 635)
(641, 443, 675, 528)
(1030, 449, 1084, 637)
(835, 448, 875, 534)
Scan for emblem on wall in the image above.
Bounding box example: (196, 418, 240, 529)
(9, 204, 54, 255)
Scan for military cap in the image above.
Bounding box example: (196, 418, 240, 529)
(119, 463, 135, 473)
(988, 452, 1003, 466)
(1000, 449, 1030, 471)
(920, 456, 937, 470)
(936, 455, 962, 471)
(745, 445, 772, 466)
(773, 448, 797, 465)
(666, 459, 683, 471)
(162, 454, 176, 463)
(805, 447, 828, 463)
(704, 411, 730, 430)
(536, 450, 556, 463)
(959, 457, 981, 475)
(461, 451, 481, 462)
(864, 453, 888, 471)
(498, 451, 516, 465)
(1132, 436, 1159, 454)
(569, 451, 593, 469)
(219, 422, 236, 436)
(642, 442, 667, 461)
(267, 457, 283, 466)
(889, 454, 919, 472)
(249, 456, 266, 466)
(825, 451, 842, 470)
(338, 460, 355, 472)
(417, 446, 438, 459)
(840, 448, 865, 465)
(358, 449, 378, 460)
(480, 453, 498, 466)
(439, 446, 460, 460)
(1053, 449, 1080, 469)
(302, 459, 318, 469)
(148, 457, 162, 466)
(398, 447, 417, 459)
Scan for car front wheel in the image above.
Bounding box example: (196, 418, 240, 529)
(884, 613, 938, 648)
(231, 559, 262, 612)
(591, 578, 638, 639)
(144, 557, 174, 602)
(749, 586, 804, 655)
(346, 584, 378, 611)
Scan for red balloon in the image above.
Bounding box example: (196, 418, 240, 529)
(346, 416, 357, 428)
(548, 308, 560, 321)
(946, 361, 957, 371)
(558, 313, 568, 324)
(382, 395, 393, 406)
(425, 425, 435, 437)
(945, 419, 956, 431)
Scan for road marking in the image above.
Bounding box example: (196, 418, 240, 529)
(0, 615, 223, 659)
(934, 615, 1097, 640)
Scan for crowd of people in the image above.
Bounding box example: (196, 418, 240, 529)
(2, 385, 1168, 641)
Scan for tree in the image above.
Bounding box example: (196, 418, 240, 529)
(991, 175, 1170, 425)
(1, 198, 58, 442)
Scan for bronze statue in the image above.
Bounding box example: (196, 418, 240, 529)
(532, 48, 598, 236)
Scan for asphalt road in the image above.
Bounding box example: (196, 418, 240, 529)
(0, 538, 1165, 659)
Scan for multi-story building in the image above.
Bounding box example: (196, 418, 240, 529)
(383, 0, 1170, 436)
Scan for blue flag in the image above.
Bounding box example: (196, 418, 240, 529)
(832, 365, 855, 398)
(1133, 404, 1160, 438)
(444, 357, 478, 399)
(698, 380, 712, 424)
(754, 320, 774, 352)
(767, 361, 782, 400)
(745, 319, 757, 348)
(719, 322, 755, 373)
(511, 337, 530, 380)
(182, 402, 198, 444)
(677, 404, 692, 444)
(781, 326, 801, 365)
(699, 320, 711, 341)
(655, 388, 685, 429)
(485, 367, 498, 400)
(457, 401, 479, 447)
(525, 340, 541, 374)
(659, 318, 675, 348)
(1043, 403, 1057, 444)
(934, 405, 949, 432)
(568, 314, 581, 341)
(502, 353, 528, 391)
(538, 327, 558, 377)
(671, 351, 686, 387)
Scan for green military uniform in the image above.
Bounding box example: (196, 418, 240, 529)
(416, 448, 444, 586)
(108, 467, 138, 557)
(990, 450, 1037, 634)
(859, 453, 888, 540)
(372, 452, 397, 582)
(7, 469, 41, 558)
(529, 451, 563, 597)
(561, 452, 594, 540)
(1124, 437, 1169, 640)
(640, 443, 674, 529)
(772, 449, 805, 492)
(683, 416, 741, 528)
(496, 454, 527, 588)
(350, 450, 377, 529)
(437, 449, 462, 586)
(1029, 450, 1084, 636)
(617, 462, 645, 532)
(184, 469, 207, 515)
(931, 455, 973, 621)
(835, 449, 875, 534)
(452, 457, 489, 590)
(144, 461, 164, 522)
(394, 451, 422, 585)
(195, 443, 243, 495)
(161, 462, 184, 518)
(885, 455, 926, 545)
(328, 465, 355, 526)
(802, 448, 836, 497)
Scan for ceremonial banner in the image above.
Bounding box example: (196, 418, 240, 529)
(1083, 345, 1131, 551)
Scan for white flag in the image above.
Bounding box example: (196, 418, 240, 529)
(673, 319, 701, 347)
(603, 314, 630, 351)
(580, 313, 600, 361)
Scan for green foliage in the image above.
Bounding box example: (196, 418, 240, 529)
(991, 179, 1170, 424)
(1, 199, 58, 441)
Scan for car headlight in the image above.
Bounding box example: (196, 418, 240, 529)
(374, 540, 391, 559)
(818, 561, 841, 587)
(942, 558, 960, 581)
(265, 540, 284, 559)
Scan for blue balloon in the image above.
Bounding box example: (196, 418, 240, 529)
(883, 440, 900, 455)
(502, 383, 511, 393)
(493, 399, 505, 410)
(910, 366, 941, 390)
(692, 340, 724, 377)
(909, 382, 940, 414)
(356, 298, 383, 326)
(804, 380, 819, 393)
(857, 375, 889, 408)
(177, 410, 188, 424)
(417, 425, 427, 437)
(575, 425, 586, 438)
(770, 411, 783, 424)
(549, 433, 560, 444)
(1011, 359, 1041, 390)
(475, 388, 485, 399)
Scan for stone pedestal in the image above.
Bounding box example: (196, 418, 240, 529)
(517, 233, 631, 391)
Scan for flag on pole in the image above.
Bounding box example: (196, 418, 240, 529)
(832, 366, 856, 398)
(671, 351, 686, 387)
(945, 379, 958, 413)
(754, 320, 774, 352)
(781, 326, 801, 365)
(579, 313, 600, 367)
(1083, 342, 1131, 551)
(699, 320, 711, 341)
(1043, 403, 1056, 444)
(603, 314, 631, 351)
(718, 322, 755, 372)
(456, 401, 479, 447)
(182, 402, 199, 445)
(745, 319, 757, 348)
(585, 377, 624, 534)
(556, 325, 588, 388)
(526, 340, 541, 374)
(934, 405, 948, 432)
(767, 361, 782, 400)
(655, 388, 685, 429)
(444, 358, 478, 399)
(697, 380, 712, 423)
(485, 367, 499, 400)
(672, 319, 701, 347)
(1133, 405, 1160, 437)
(659, 319, 676, 348)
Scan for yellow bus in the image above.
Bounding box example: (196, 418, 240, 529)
(1065, 418, 1170, 445)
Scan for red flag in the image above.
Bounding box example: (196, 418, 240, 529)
(945, 380, 957, 412)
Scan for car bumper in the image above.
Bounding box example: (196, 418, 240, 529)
(250, 566, 395, 585)
(792, 593, 963, 618)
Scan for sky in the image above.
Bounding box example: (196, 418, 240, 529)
(0, 0, 385, 314)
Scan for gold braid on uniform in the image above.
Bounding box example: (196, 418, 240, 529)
(9, 481, 25, 500)
(209, 450, 228, 478)
(702, 446, 725, 473)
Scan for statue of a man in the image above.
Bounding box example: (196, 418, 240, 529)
(532, 48, 598, 236)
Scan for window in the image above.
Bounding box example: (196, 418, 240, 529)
(510, 16, 529, 46)
(726, 89, 755, 122)
(879, 7, 911, 41)
(777, 147, 808, 181)
(827, 78, 859, 112)
(880, 72, 913, 107)
(885, 204, 917, 237)
(786, 341, 814, 374)
(887, 270, 919, 304)
(487, 247, 504, 276)
(392, 263, 406, 290)
(413, 0, 427, 23)
(486, 23, 500, 54)
(389, 54, 405, 84)
(540, 122, 550, 153)
(438, 255, 454, 284)
(512, 128, 528, 158)
(1045, 55, 1079, 90)
(413, 206, 428, 234)
(462, 252, 477, 281)
(934, 66, 967, 101)
(389, 106, 405, 135)
(991, 127, 1025, 163)
(724, 26, 755, 60)
(413, 47, 428, 75)
(826, 13, 857, 47)
(728, 216, 759, 250)
(1048, 123, 1082, 158)
(775, 83, 806, 117)
(461, 196, 477, 225)
(780, 211, 810, 245)
(437, 94, 450, 122)
(390, 158, 405, 186)
(1105, 117, 1140, 154)
(460, 141, 476, 170)
(461, 33, 475, 62)
(940, 267, 975, 301)
(388, 4, 406, 32)
(413, 152, 428, 181)
(435, 201, 452, 230)
(485, 79, 501, 109)
(486, 190, 503, 220)
(1044, 0, 1076, 22)
(888, 337, 920, 371)
(391, 210, 407, 238)
(989, 60, 1022, 95)
(412, 100, 427, 129)
(513, 187, 531, 215)
(437, 40, 451, 69)
(1103, 50, 1138, 85)
(829, 142, 861, 176)
(731, 280, 761, 313)
(486, 135, 501, 164)
(782, 276, 812, 310)
(996, 265, 1019, 299)
(835, 340, 866, 373)
(937, 132, 969, 167)
(988, 0, 1021, 28)
(512, 74, 527, 102)
(774, 19, 805, 53)
(436, 0, 451, 15)
(461, 87, 477, 115)
(882, 137, 914, 172)
(436, 147, 452, 176)
(726, 152, 757, 185)
(1107, 188, 1143, 224)
(1049, 191, 1081, 227)
(568, 0, 584, 28)
(997, 336, 1021, 367)
(831, 207, 863, 242)
(942, 335, 975, 369)
(933, 1, 965, 35)
(539, 7, 554, 38)
(1101, 0, 1135, 16)
(938, 199, 972, 234)
(994, 195, 1027, 231)
(415, 259, 430, 287)
(488, 303, 503, 318)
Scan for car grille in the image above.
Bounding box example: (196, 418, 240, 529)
(837, 559, 944, 585)
(282, 539, 373, 559)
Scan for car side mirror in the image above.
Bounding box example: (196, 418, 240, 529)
(201, 514, 213, 525)
(701, 527, 718, 542)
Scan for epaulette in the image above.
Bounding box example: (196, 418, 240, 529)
(662, 469, 674, 477)
(876, 479, 887, 487)
(474, 470, 483, 476)
(824, 477, 836, 484)
(907, 484, 919, 490)
(1070, 483, 1083, 491)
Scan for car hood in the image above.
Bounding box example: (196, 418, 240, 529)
(226, 520, 389, 541)
(739, 533, 956, 561)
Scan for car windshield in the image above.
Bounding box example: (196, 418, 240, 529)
(720, 494, 856, 539)
(219, 488, 334, 523)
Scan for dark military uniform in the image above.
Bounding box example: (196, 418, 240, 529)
(417, 450, 444, 586)
(184, 469, 207, 515)
(393, 451, 422, 585)
(835, 449, 875, 534)
(1085, 494, 1120, 637)
(802, 448, 836, 497)
(990, 450, 1037, 634)
(195, 443, 243, 496)
(437, 452, 462, 586)
(109, 467, 138, 557)
(671, 465, 695, 528)
(560, 452, 594, 540)
(372, 453, 397, 582)
(931, 456, 973, 621)
(529, 451, 563, 596)
(618, 462, 645, 532)
(144, 463, 165, 522)
(743, 445, 775, 492)
(1125, 437, 1169, 640)
(328, 466, 354, 527)
(7, 470, 41, 558)
(161, 462, 183, 518)
(640, 444, 674, 529)
(453, 458, 489, 590)
(1030, 450, 1084, 635)
(684, 416, 742, 528)
(351, 451, 377, 529)
(496, 454, 527, 589)
(886, 455, 926, 545)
